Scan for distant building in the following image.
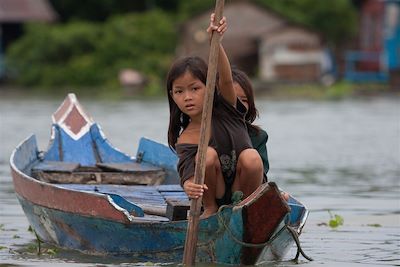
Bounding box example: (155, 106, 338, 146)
(0, 0, 57, 78)
(177, 0, 332, 83)
(345, 0, 400, 86)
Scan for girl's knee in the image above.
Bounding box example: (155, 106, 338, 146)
(205, 147, 220, 171)
(236, 149, 263, 195)
(238, 149, 263, 172)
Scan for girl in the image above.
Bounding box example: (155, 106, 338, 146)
(232, 67, 270, 180)
(166, 14, 263, 218)
(232, 68, 290, 201)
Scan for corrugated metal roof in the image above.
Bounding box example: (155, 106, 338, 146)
(0, 0, 57, 22)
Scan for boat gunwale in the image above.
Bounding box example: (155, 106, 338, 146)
(10, 135, 137, 224)
(10, 135, 237, 226)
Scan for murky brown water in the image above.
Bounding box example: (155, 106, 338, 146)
(0, 95, 399, 266)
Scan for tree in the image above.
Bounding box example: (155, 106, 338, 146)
(256, 0, 357, 44)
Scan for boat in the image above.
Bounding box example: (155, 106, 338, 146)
(10, 93, 311, 265)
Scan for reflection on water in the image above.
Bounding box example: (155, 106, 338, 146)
(0, 96, 399, 266)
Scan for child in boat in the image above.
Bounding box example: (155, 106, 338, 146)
(166, 14, 264, 218)
(231, 67, 270, 180)
(232, 68, 291, 201)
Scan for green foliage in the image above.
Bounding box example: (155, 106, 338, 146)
(6, 21, 102, 87)
(178, 0, 215, 20)
(325, 82, 353, 99)
(50, 0, 180, 22)
(255, 0, 357, 44)
(328, 211, 344, 228)
(6, 10, 177, 92)
(5, 0, 358, 93)
(24, 241, 58, 255)
(367, 223, 382, 227)
(98, 10, 176, 79)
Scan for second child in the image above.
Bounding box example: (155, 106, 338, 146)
(232, 67, 270, 180)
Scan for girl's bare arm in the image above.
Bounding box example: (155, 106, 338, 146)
(207, 14, 236, 106)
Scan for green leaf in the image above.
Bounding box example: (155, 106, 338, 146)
(367, 223, 382, 227)
(334, 214, 344, 226)
(327, 210, 344, 228)
(46, 248, 58, 255)
(329, 219, 339, 228)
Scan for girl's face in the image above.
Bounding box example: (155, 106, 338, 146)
(171, 70, 206, 120)
(233, 82, 249, 110)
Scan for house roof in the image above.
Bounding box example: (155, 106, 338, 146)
(0, 0, 57, 23)
(178, 0, 323, 60)
(262, 26, 322, 47)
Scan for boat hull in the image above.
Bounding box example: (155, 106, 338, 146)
(9, 94, 309, 265)
(15, 191, 296, 264)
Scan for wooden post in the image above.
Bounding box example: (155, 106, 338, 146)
(182, 0, 225, 265)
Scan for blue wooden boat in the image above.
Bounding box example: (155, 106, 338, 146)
(10, 94, 310, 265)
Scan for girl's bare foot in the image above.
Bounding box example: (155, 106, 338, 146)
(281, 192, 290, 201)
(200, 206, 218, 219)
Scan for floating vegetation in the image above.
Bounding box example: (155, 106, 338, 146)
(0, 223, 18, 232)
(316, 211, 344, 228)
(367, 223, 382, 227)
(23, 242, 59, 256)
(143, 262, 156, 266)
(26, 243, 39, 254)
(328, 211, 344, 228)
(0, 246, 7, 250)
(34, 230, 42, 254)
(45, 248, 58, 255)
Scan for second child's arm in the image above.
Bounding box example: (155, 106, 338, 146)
(208, 14, 236, 106)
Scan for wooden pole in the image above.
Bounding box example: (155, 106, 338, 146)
(182, 0, 225, 265)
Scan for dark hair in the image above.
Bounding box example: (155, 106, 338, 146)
(231, 67, 260, 132)
(166, 56, 208, 150)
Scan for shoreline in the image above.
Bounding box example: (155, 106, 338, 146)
(0, 82, 399, 101)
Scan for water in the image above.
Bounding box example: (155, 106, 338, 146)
(0, 95, 399, 266)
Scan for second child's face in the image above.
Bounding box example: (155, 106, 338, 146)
(233, 82, 249, 110)
(171, 70, 206, 120)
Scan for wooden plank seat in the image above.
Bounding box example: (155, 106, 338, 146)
(57, 184, 190, 221)
(32, 161, 165, 185)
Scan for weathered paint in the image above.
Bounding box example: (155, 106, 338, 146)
(90, 124, 132, 163)
(9, 94, 310, 264)
(11, 138, 308, 264)
(15, 187, 303, 265)
(52, 93, 93, 141)
(345, 1, 400, 82)
(44, 124, 132, 166)
(136, 137, 179, 184)
(384, 1, 400, 69)
(44, 93, 133, 165)
(241, 184, 291, 265)
(16, 195, 232, 259)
